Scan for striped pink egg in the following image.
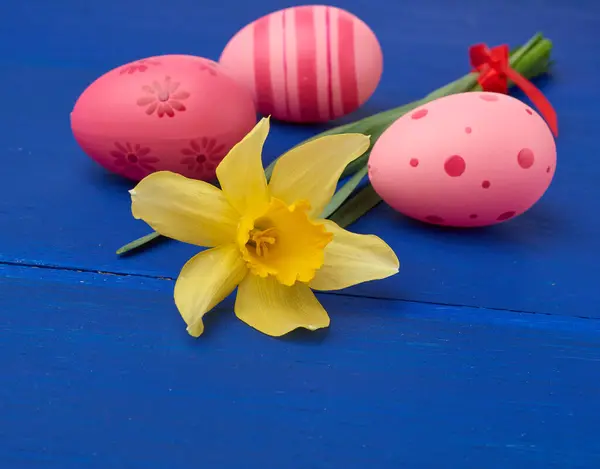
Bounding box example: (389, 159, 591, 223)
(219, 5, 383, 123)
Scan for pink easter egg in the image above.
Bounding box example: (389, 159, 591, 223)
(218, 5, 383, 123)
(368, 92, 557, 227)
(71, 55, 257, 181)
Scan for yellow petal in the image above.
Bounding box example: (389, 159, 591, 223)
(174, 244, 247, 337)
(131, 171, 239, 247)
(235, 274, 330, 336)
(216, 117, 270, 218)
(310, 221, 399, 291)
(268, 134, 370, 217)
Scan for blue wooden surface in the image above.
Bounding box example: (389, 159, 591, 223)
(3, 263, 600, 469)
(1, 0, 600, 467)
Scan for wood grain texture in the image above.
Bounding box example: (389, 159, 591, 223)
(1, 0, 600, 467)
(2, 263, 600, 469)
(0, 0, 599, 316)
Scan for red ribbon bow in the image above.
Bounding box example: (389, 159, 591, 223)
(469, 43, 558, 137)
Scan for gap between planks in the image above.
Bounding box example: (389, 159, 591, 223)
(1, 259, 598, 323)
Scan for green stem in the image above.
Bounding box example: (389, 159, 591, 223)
(320, 163, 369, 220)
(328, 183, 383, 229)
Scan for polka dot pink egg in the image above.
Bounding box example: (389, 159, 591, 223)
(219, 5, 383, 123)
(368, 92, 557, 227)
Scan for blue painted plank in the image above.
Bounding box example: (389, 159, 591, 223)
(0, 0, 599, 316)
(1, 263, 600, 469)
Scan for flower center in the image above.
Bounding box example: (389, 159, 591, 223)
(237, 197, 333, 286)
(127, 153, 138, 163)
(247, 227, 277, 257)
(195, 154, 206, 164)
(158, 91, 170, 102)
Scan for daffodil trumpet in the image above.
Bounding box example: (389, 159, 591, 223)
(129, 118, 399, 337)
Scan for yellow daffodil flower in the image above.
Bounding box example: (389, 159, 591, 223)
(129, 118, 399, 337)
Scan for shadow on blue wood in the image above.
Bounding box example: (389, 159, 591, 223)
(1, 264, 599, 469)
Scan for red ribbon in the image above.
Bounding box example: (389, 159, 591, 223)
(469, 43, 558, 137)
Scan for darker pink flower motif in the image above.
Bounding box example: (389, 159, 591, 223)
(120, 59, 161, 75)
(181, 137, 227, 174)
(198, 60, 218, 76)
(110, 142, 159, 177)
(136, 76, 190, 117)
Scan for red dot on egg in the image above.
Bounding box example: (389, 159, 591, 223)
(465, 127, 472, 134)
(526, 108, 533, 115)
(547, 166, 551, 173)
(411, 109, 428, 120)
(481, 180, 491, 189)
(444, 155, 466, 177)
(469, 214, 478, 219)
(409, 158, 419, 167)
(480, 94, 499, 102)
(518, 148, 535, 169)
(425, 215, 444, 224)
(497, 211, 516, 221)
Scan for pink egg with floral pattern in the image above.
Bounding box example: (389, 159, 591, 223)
(71, 54, 257, 181)
(218, 5, 382, 123)
(368, 92, 557, 227)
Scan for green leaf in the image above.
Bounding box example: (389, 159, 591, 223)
(509, 32, 543, 67)
(321, 163, 369, 219)
(264, 157, 277, 182)
(424, 74, 478, 101)
(328, 183, 382, 229)
(116, 231, 162, 255)
(340, 152, 370, 179)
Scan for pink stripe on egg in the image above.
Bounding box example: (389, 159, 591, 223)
(284, 9, 301, 121)
(313, 6, 330, 121)
(267, 11, 287, 119)
(253, 15, 275, 115)
(281, 10, 291, 119)
(325, 7, 334, 120)
(328, 8, 343, 118)
(294, 6, 320, 122)
(338, 11, 359, 115)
